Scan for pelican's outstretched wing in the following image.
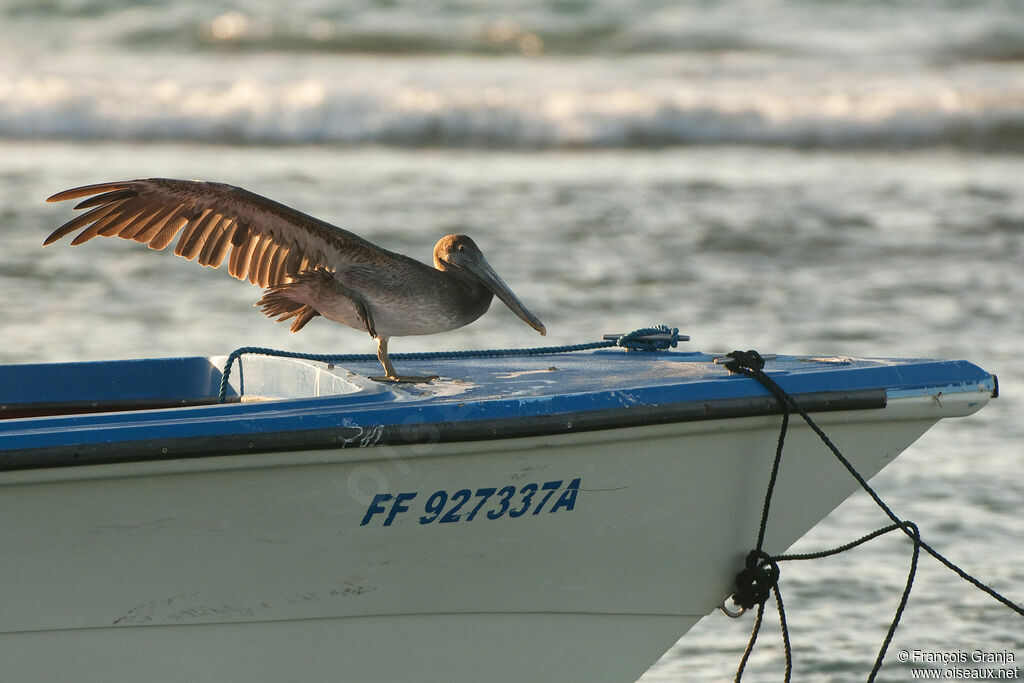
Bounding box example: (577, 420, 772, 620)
(45, 178, 399, 288)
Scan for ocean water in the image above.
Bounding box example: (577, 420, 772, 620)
(1, 1, 1022, 680)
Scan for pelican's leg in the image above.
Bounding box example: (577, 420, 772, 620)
(369, 337, 439, 383)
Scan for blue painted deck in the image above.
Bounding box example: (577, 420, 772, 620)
(0, 349, 997, 470)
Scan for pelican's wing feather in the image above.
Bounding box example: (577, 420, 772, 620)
(45, 178, 400, 288)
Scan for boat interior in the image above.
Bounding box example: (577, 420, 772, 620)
(0, 355, 362, 420)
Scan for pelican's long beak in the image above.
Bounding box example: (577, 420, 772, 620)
(461, 252, 546, 335)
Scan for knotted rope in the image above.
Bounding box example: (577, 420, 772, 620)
(720, 349, 1021, 682)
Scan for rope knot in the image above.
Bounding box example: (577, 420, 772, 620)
(616, 325, 681, 351)
(732, 549, 780, 609)
(723, 349, 766, 373)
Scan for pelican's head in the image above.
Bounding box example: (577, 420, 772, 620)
(434, 234, 546, 335)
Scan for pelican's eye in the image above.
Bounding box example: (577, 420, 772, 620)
(457, 244, 466, 252)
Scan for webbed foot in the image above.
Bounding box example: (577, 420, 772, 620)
(372, 337, 438, 383)
(369, 373, 439, 384)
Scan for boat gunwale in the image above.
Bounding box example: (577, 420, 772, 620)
(0, 388, 886, 471)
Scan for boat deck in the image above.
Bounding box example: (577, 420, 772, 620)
(0, 349, 997, 470)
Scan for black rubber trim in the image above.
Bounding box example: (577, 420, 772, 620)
(0, 396, 238, 420)
(0, 389, 886, 471)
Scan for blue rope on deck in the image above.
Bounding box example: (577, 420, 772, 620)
(217, 324, 684, 403)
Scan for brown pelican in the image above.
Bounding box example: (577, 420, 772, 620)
(44, 178, 546, 382)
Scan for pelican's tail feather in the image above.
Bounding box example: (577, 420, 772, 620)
(257, 267, 377, 337)
(257, 271, 327, 333)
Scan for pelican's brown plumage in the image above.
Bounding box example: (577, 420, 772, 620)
(44, 178, 546, 382)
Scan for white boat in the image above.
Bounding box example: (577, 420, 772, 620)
(0, 345, 997, 682)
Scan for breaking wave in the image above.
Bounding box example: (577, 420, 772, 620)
(2, 70, 1023, 151)
(4, 0, 1023, 151)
